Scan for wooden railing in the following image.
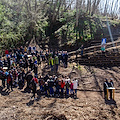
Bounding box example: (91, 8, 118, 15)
(68, 39, 120, 57)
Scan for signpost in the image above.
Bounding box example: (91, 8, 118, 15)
(101, 38, 106, 45)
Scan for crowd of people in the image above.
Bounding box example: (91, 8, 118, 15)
(0, 46, 79, 99)
(0, 45, 115, 100)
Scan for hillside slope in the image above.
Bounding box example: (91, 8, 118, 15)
(0, 63, 120, 120)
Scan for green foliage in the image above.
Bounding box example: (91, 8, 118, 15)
(0, 0, 119, 50)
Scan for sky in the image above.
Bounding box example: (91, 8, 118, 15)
(100, 0, 120, 14)
(72, 0, 120, 15)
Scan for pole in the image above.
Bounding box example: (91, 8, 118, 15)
(106, 17, 115, 47)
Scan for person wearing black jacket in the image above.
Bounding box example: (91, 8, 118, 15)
(36, 53, 40, 65)
(29, 57, 34, 70)
(2, 71, 6, 88)
(26, 71, 33, 88)
(109, 78, 114, 99)
(22, 69, 26, 86)
(18, 70, 23, 89)
(103, 78, 108, 99)
(54, 79, 60, 96)
(64, 51, 68, 68)
(30, 79, 37, 99)
(48, 79, 54, 96)
(3, 58, 8, 67)
(44, 75, 49, 82)
(7, 56, 11, 69)
(44, 82, 49, 96)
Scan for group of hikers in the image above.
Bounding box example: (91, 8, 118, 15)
(0, 46, 79, 99)
(26, 74, 78, 99)
(0, 45, 116, 100)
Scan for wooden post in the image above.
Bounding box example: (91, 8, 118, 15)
(94, 47, 96, 53)
(107, 89, 109, 100)
(113, 89, 115, 100)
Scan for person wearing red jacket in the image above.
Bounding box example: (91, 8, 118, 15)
(61, 80, 65, 96)
(5, 50, 9, 57)
(33, 76, 38, 84)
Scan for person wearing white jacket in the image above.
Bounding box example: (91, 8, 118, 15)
(73, 79, 78, 96)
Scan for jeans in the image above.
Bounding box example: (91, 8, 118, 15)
(50, 87, 54, 95)
(61, 88, 64, 95)
(66, 88, 69, 95)
(70, 89, 73, 94)
(50, 65, 53, 71)
(40, 85, 44, 91)
(56, 86, 60, 95)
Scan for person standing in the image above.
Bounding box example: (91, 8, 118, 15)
(5, 49, 9, 57)
(44, 82, 49, 96)
(7, 71, 13, 91)
(64, 51, 68, 68)
(103, 78, 108, 99)
(29, 56, 34, 70)
(24, 46, 27, 53)
(34, 59, 38, 77)
(65, 81, 70, 97)
(30, 79, 37, 100)
(5, 70, 9, 87)
(28, 46, 32, 54)
(49, 57, 54, 72)
(73, 79, 78, 97)
(109, 78, 114, 99)
(22, 69, 26, 86)
(2, 71, 6, 88)
(36, 53, 41, 65)
(54, 55, 59, 73)
(26, 71, 33, 88)
(48, 78, 54, 97)
(61, 80, 65, 97)
(39, 78, 44, 92)
(7, 55, 11, 70)
(70, 81, 73, 95)
(80, 44, 84, 57)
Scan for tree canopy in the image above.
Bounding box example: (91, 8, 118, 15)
(0, 0, 120, 49)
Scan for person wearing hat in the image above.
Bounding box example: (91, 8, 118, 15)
(103, 78, 109, 99)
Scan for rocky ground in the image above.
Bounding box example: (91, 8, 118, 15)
(0, 62, 120, 120)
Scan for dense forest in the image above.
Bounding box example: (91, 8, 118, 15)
(0, 0, 120, 50)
